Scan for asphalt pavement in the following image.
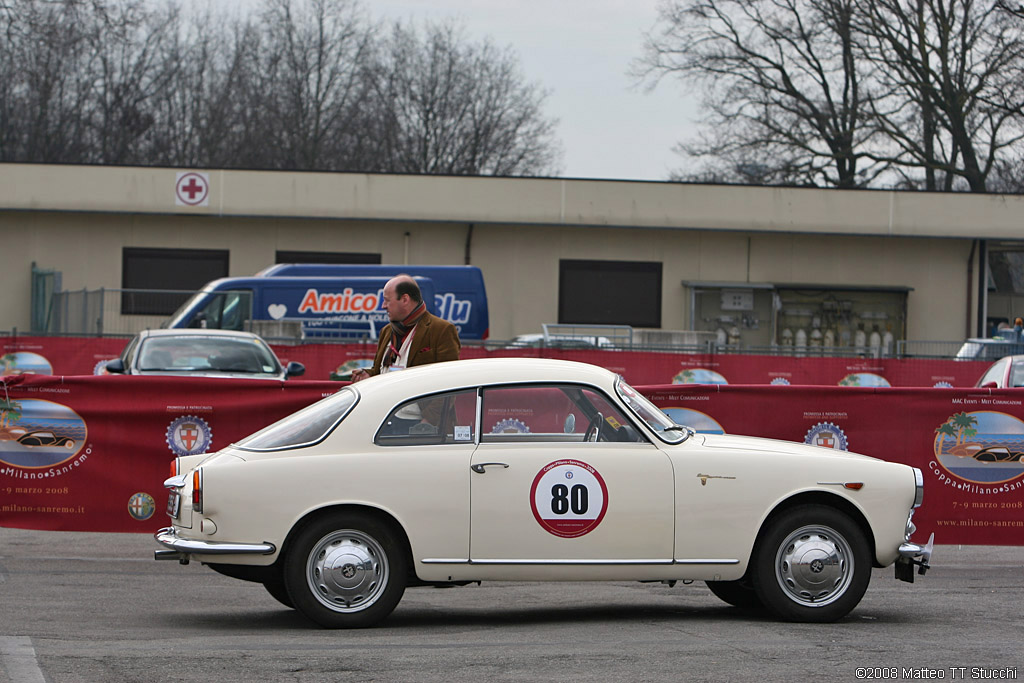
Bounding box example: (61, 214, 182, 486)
(0, 528, 1021, 682)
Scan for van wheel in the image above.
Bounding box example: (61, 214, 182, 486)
(284, 512, 406, 628)
(752, 505, 870, 622)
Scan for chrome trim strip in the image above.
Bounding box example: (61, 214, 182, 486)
(421, 558, 471, 564)
(912, 467, 925, 508)
(421, 558, 739, 566)
(154, 527, 276, 556)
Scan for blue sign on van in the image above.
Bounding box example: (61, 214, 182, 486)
(166, 265, 489, 340)
(258, 264, 489, 340)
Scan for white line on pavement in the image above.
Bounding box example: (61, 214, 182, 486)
(0, 636, 46, 683)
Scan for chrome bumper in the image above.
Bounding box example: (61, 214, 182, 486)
(154, 526, 276, 564)
(895, 532, 934, 583)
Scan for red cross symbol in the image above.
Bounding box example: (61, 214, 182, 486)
(179, 424, 198, 450)
(816, 434, 835, 448)
(175, 173, 209, 206)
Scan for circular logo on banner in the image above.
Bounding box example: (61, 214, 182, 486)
(492, 418, 530, 434)
(128, 492, 156, 521)
(672, 368, 728, 385)
(839, 373, 890, 387)
(166, 416, 213, 457)
(933, 411, 1024, 485)
(0, 398, 87, 468)
(530, 459, 608, 538)
(660, 408, 726, 435)
(1, 351, 53, 376)
(805, 422, 849, 451)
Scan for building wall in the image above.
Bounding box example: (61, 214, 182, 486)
(1, 209, 972, 342)
(1, 163, 1013, 342)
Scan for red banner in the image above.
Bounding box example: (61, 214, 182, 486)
(2, 336, 992, 387)
(0, 373, 339, 533)
(2, 371, 1022, 543)
(642, 384, 1024, 546)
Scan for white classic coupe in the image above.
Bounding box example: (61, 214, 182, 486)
(155, 358, 933, 627)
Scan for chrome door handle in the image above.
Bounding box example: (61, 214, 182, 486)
(471, 462, 509, 474)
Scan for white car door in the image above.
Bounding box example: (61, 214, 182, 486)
(469, 384, 675, 566)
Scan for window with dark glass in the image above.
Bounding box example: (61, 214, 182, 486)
(121, 247, 229, 315)
(559, 260, 662, 328)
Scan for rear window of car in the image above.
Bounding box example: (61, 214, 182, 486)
(235, 388, 357, 451)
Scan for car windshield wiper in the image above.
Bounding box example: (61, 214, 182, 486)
(663, 424, 694, 441)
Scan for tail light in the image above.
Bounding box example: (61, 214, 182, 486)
(192, 468, 203, 513)
(169, 458, 178, 478)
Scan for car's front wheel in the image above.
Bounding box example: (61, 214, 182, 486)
(706, 577, 761, 609)
(263, 576, 294, 609)
(284, 512, 407, 628)
(752, 504, 871, 622)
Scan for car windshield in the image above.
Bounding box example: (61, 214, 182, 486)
(615, 377, 689, 444)
(235, 388, 358, 451)
(137, 335, 280, 375)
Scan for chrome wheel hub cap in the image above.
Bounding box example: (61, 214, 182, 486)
(307, 530, 388, 613)
(775, 524, 853, 607)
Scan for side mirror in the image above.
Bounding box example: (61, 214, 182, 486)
(105, 358, 126, 374)
(980, 381, 999, 389)
(285, 361, 305, 378)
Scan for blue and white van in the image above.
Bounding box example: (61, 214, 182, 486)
(165, 265, 488, 340)
(257, 264, 489, 340)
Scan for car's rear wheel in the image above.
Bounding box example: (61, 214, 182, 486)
(705, 577, 762, 609)
(752, 504, 870, 622)
(284, 512, 406, 628)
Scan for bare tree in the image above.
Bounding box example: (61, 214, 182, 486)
(637, 0, 885, 187)
(248, 0, 376, 170)
(365, 21, 561, 176)
(856, 0, 1024, 192)
(0, 0, 562, 176)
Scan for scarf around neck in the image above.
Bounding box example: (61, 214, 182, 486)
(390, 301, 427, 343)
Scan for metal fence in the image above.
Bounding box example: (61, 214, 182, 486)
(23, 288, 988, 361)
(46, 288, 194, 337)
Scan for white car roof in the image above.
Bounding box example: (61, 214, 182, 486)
(353, 358, 619, 404)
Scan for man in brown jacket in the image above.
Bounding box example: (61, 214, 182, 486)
(351, 274, 461, 381)
(351, 275, 461, 435)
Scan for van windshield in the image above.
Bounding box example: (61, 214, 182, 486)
(167, 291, 252, 330)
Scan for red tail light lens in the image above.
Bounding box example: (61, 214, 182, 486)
(192, 468, 203, 513)
(169, 458, 178, 478)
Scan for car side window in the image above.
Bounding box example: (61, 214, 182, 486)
(480, 384, 645, 444)
(979, 359, 1009, 387)
(375, 389, 478, 447)
(1009, 362, 1024, 388)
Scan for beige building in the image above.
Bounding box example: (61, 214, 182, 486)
(1, 162, 1022, 346)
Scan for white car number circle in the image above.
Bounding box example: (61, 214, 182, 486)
(530, 459, 608, 538)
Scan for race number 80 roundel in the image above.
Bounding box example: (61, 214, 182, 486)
(530, 459, 609, 538)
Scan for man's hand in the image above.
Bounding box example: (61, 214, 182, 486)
(351, 369, 370, 382)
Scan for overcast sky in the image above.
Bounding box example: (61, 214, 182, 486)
(367, 0, 698, 181)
